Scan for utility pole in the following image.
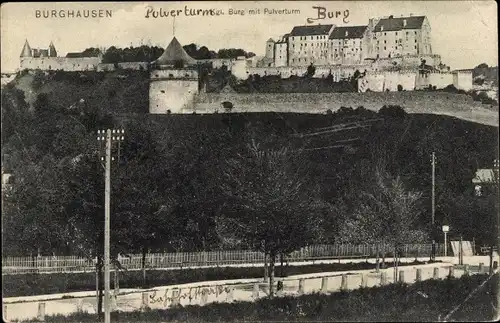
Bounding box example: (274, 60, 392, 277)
(97, 129, 125, 323)
(431, 152, 436, 261)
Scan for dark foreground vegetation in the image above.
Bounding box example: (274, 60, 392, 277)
(22, 274, 498, 322)
(3, 260, 438, 297)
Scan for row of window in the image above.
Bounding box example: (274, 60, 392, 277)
(292, 35, 328, 41)
(377, 39, 418, 44)
(377, 31, 418, 36)
(376, 45, 418, 51)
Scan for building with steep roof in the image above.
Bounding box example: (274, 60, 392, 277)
(153, 37, 197, 67)
(287, 24, 335, 66)
(329, 26, 370, 65)
(372, 15, 431, 58)
(149, 37, 200, 114)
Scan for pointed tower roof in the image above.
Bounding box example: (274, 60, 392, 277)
(153, 37, 196, 66)
(20, 40, 32, 57)
(48, 41, 57, 57)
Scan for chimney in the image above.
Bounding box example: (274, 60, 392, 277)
(381, 26, 384, 31)
(403, 19, 407, 27)
(345, 31, 349, 37)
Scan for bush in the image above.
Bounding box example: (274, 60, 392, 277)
(397, 84, 403, 92)
(378, 105, 407, 119)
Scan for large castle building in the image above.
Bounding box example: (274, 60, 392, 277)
(265, 14, 435, 68)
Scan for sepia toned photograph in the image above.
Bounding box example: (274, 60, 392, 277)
(1, 1, 498, 322)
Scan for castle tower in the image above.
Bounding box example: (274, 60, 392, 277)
(265, 38, 275, 60)
(48, 41, 57, 57)
(20, 40, 32, 57)
(149, 37, 200, 114)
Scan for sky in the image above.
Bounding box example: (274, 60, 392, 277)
(1, 1, 497, 72)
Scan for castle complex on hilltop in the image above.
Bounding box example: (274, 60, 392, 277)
(263, 14, 434, 67)
(17, 16, 475, 114)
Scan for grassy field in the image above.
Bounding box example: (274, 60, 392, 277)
(20, 273, 498, 322)
(3, 260, 438, 297)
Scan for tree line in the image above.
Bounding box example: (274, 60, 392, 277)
(99, 44, 255, 64)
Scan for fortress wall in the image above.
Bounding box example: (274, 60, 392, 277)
(246, 65, 367, 80)
(97, 63, 116, 72)
(150, 69, 199, 79)
(20, 57, 101, 71)
(454, 71, 473, 91)
(149, 79, 199, 114)
(117, 62, 149, 70)
(192, 92, 484, 114)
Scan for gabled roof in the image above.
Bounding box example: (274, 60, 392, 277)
(48, 41, 57, 57)
(267, 38, 275, 43)
(20, 40, 32, 57)
(329, 26, 368, 39)
(373, 16, 426, 32)
(154, 37, 196, 66)
(220, 83, 236, 94)
(289, 24, 334, 37)
(472, 169, 495, 184)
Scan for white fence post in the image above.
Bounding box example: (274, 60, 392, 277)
(448, 266, 455, 278)
(37, 302, 46, 321)
(416, 268, 422, 282)
(141, 292, 149, 310)
(298, 278, 305, 294)
(433, 267, 439, 279)
(321, 277, 329, 294)
(398, 270, 405, 283)
(341, 274, 348, 291)
(252, 283, 259, 299)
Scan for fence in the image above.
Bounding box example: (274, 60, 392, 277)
(2, 243, 445, 275)
(4, 262, 494, 322)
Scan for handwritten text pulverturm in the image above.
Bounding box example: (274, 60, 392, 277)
(145, 5, 224, 18)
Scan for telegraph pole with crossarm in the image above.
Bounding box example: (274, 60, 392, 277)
(97, 129, 125, 323)
(431, 152, 436, 261)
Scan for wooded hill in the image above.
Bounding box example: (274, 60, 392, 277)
(1, 71, 498, 259)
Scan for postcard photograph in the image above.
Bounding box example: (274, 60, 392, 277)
(1, 1, 499, 322)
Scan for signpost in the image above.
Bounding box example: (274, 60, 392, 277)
(442, 225, 449, 257)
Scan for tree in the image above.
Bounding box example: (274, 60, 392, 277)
(340, 166, 425, 275)
(475, 63, 489, 69)
(306, 63, 316, 78)
(218, 139, 330, 296)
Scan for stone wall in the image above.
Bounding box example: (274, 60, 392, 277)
(149, 79, 199, 114)
(192, 92, 484, 115)
(20, 57, 101, 71)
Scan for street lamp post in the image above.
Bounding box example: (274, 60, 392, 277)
(97, 129, 125, 323)
(442, 225, 449, 257)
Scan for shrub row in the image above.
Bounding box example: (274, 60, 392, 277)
(3, 260, 436, 297)
(26, 274, 498, 322)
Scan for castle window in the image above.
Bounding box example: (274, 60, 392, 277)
(160, 90, 165, 93)
(384, 32, 387, 36)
